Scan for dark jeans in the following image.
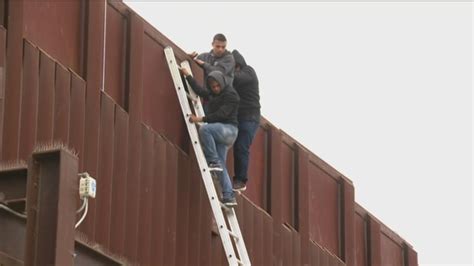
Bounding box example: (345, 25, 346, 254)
(233, 116, 260, 183)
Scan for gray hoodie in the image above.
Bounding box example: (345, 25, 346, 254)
(197, 50, 235, 86)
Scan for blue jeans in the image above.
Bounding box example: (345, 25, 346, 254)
(199, 123, 238, 200)
(233, 117, 260, 183)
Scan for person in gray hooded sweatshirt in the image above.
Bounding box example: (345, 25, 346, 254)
(188, 33, 235, 87)
(179, 67, 240, 207)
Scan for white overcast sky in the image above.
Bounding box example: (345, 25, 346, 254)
(123, 1, 472, 265)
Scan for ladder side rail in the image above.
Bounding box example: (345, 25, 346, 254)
(226, 209, 251, 265)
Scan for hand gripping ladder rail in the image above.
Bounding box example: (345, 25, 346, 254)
(164, 46, 251, 266)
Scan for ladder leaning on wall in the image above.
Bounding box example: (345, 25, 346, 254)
(164, 46, 251, 266)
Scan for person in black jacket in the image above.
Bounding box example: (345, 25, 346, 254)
(179, 68, 240, 207)
(231, 50, 261, 192)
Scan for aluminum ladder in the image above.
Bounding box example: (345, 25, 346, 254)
(164, 46, 251, 266)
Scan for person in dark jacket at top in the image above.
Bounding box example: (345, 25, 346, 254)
(179, 67, 240, 207)
(188, 33, 235, 87)
(231, 50, 261, 192)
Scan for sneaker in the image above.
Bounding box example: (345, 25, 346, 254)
(232, 180, 247, 192)
(208, 162, 223, 172)
(222, 197, 237, 207)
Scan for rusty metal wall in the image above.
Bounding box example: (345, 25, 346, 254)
(0, 1, 417, 266)
(23, 1, 83, 74)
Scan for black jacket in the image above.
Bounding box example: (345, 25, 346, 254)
(232, 50, 261, 121)
(186, 71, 240, 126)
(197, 50, 235, 86)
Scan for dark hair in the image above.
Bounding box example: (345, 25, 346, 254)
(213, 33, 227, 42)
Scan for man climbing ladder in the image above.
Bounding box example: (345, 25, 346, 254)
(164, 46, 250, 266)
(180, 67, 240, 207)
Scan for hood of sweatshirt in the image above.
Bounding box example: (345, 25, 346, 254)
(232, 49, 247, 68)
(207, 71, 227, 94)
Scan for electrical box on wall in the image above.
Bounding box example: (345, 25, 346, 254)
(79, 172, 96, 199)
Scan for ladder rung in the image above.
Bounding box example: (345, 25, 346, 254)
(186, 92, 197, 102)
(228, 229, 240, 240)
(236, 258, 243, 265)
(220, 202, 231, 212)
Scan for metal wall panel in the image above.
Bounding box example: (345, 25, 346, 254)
(23, 1, 83, 74)
(243, 197, 255, 263)
(125, 114, 143, 261)
(198, 182, 212, 266)
(380, 232, 403, 266)
(69, 73, 86, 170)
(262, 212, 273, 266)
(82, 1, 105, 237)
(341, 177, 355, 265)
(176, 150, 191, 266)
(282, 224, 293, 266)
(269, 126, 283, 265)
(354, 212, 368, 266)
(53, 64, 71, 144)
(368, 216, 382, 266)
(105, 3, 127, 108)
(242, 125, 269, 207)
(109, 106, 129, 255)
(123, 118, 142, 261)
(2, 1, 23, 160)
(308, 159, 340, 255)
(281, 139, 296, 227)
(320, 248, 329, 266)
(293, 230, 302, 266)
(18, 41, 39, 160)
(150, 135, 167, 264)
(0, 27, 6, 156)
(94, 92, 116, 247)
(406, 244, 418, 266)
(36, 52, 55, 144)
(127, 12, 143, 122)
(137, 124, 154, 265)
(310, 241, 320, 266)
(141, 34, 188, 151)
(163, 142, 178, 265)
(253, 208, 264, 266)
(187, 156, 202, 264)
(211, 233, 225, 265)
(123, 12, 143, 261)
(297, 145, 310, 265)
